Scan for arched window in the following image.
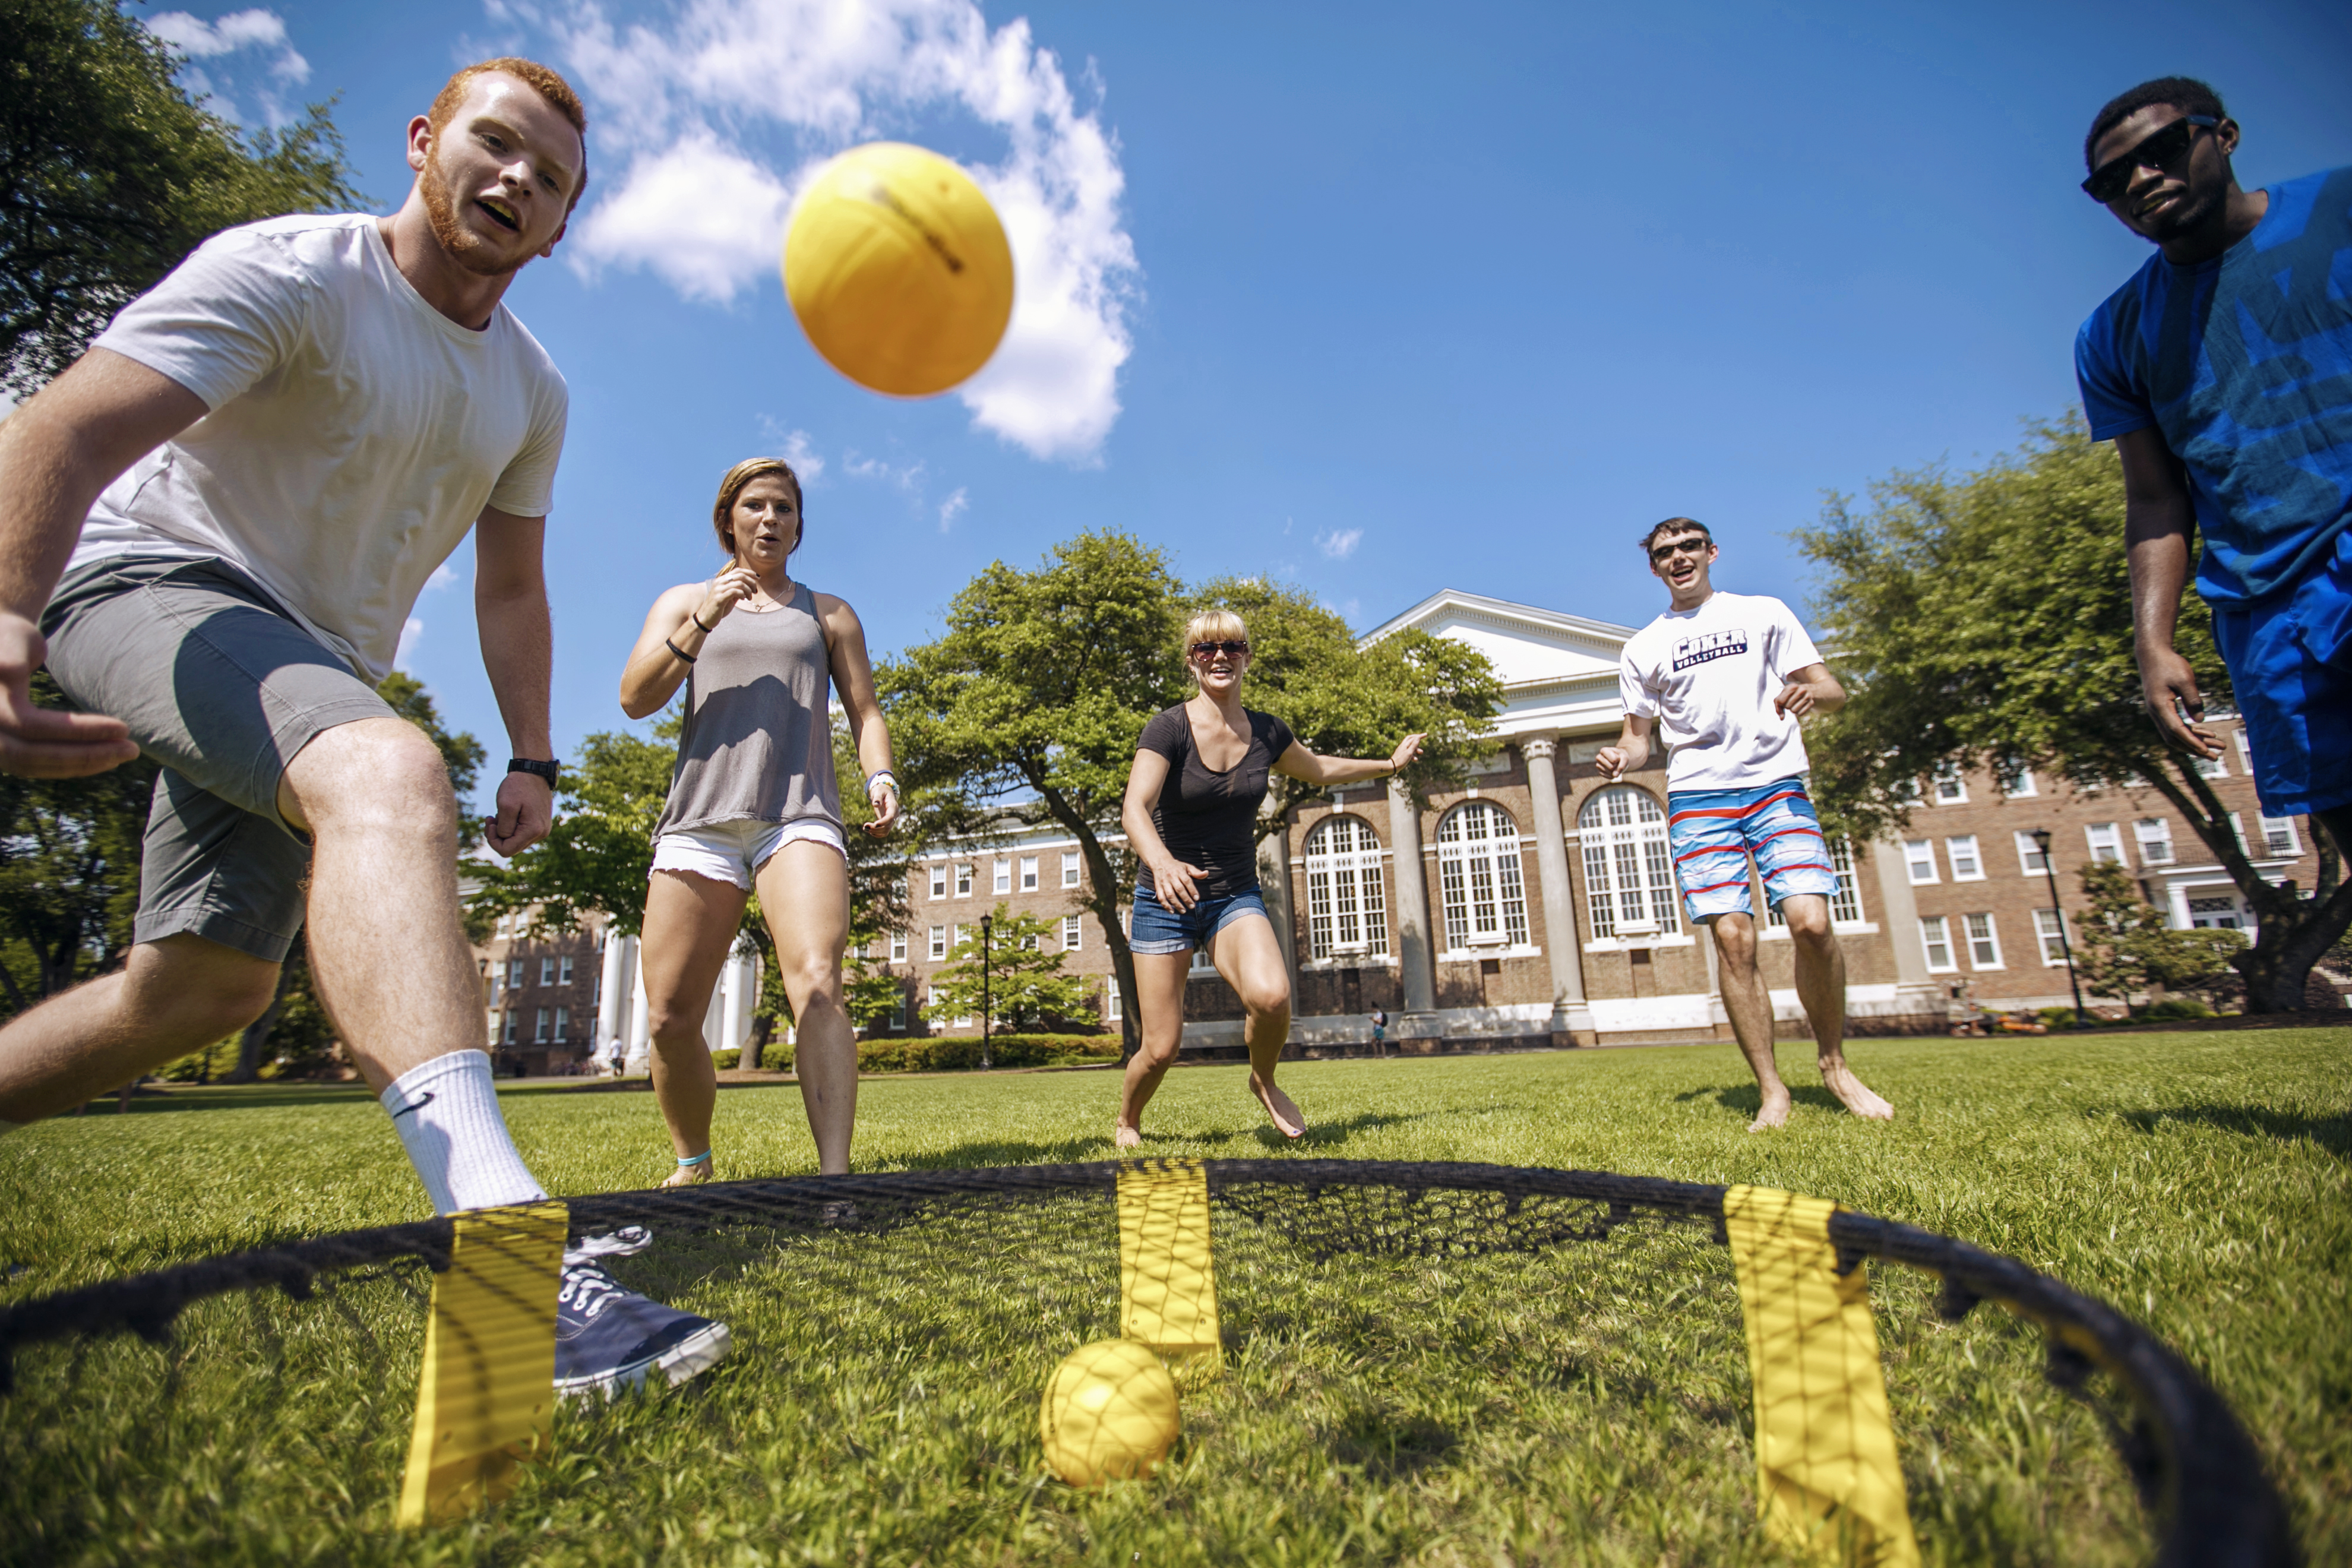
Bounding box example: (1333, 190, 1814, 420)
(1435, 801, 1530, 950)
(1303, 815, 1389, 959)
(1577, 787, 1681, 939)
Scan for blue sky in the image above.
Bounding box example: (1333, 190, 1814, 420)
(139, 0, 2348, 812)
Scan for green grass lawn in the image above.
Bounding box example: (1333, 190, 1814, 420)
(1, 1029, 2344, 1566)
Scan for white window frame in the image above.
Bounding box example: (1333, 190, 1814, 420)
(538, 956, 554, 985)
(2196, 748, 2228, 779)
(930, 864, 947, 900)
(1062, 851, 1081, 888)
(1020, 855, 1039, 892)
(1930, 764, 1968, 804)
(2085, 822, 2123, 865)
(1962, 912, 2004, 970)
(2256, 814, 2301, 859)
(507, 958, 524, 990)
(890, 931, 909, 962)
(501, 1010, 519, 1044)
(2000, 769, 2038, 798)
(1578, 786, 1680, 943)
(2031, 909, 2070, 966)
(2016, 830, 2049, 875)
(1919, 915, 1956, 973)
(2133, 818, 2174, 867)
(888, 992, 906, 1029)
(1304, 814, 1390, 960)
(1945, 834, 1984, 882)
(553, 1006, 569, 1042)
(1104, 984, 1122, 1022)
(1436, 801, 1532, 952)
(993, 859, 1011, 895)
(1062, 915, 1082, 951)
(559, 955, 574, 985)
(2234, 729, 2253, 773)
(1904, 839, 1939, 885)
(928, 925, 947, 961)
(951, 924, 966, 956)
(533, 1007, 550, 1043)
(955, 864, 973, 897)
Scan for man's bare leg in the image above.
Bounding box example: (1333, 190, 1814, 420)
(754, 840, 857, 1175)
(1709, 912, 1793, 1131)
(1784, 896, 1893, 1121)
(0, 934, 279, 1122)
(1212, 915, 1304, 1139)
(1115, 951, 1194, 1149)
(282, 719, 500, 1092)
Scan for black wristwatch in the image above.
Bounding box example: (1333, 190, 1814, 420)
(507, 757, 559, 785)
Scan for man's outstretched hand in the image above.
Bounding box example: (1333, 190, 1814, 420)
(0, 612, 138, 777)
(483, 770, 554, 858)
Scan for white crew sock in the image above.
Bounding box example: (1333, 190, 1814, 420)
(379, 1049, 547, 1216)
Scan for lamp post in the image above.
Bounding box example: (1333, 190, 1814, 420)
(978, 912, 994, 1070)
(2030, 828, 2089, 1028)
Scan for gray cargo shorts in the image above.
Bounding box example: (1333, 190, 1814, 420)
(41, 556, 399, 962)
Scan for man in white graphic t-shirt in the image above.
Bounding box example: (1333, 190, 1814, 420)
(0, 59, 728, 1396)
(1596, 518, 1895, 1131)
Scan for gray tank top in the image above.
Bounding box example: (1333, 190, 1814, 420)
(653, 580, 843, 838)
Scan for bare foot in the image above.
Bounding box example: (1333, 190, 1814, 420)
(660, 1160, 713, 1188)
(1114, 1122, 1143, 1151)
(1249, 1073, 1307, 1139)
(1820, 1058, 1895, 1121)
(1748, 1088, 1792, 1133)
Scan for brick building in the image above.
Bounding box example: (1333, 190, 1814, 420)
(473, 906, 609, 1076)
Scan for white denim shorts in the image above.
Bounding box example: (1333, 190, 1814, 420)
(650, 817, 846, 890)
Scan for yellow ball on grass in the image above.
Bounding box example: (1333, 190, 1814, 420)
(782, 141, 1015, 398)
(1039, 1338, 1180, 1487)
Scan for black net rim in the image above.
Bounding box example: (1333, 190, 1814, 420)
(0, 1160, 2294, 1566)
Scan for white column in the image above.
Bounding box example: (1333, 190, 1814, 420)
(625, 951, 652, 1074)
(1387, 778, 1437, 1016)
(1869, 836, 1943, 1023)
(1519, 738, 1592, 1041)
(596, 931, 631, 1067)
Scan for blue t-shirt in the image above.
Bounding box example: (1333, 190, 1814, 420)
(2075, 166, 2352, 608)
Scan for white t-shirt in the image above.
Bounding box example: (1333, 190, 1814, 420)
(1618, 590, 1825, 792)
(74, 213, 568, 682)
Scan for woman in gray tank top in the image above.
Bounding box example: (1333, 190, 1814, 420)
(619, 457, 900, 1184)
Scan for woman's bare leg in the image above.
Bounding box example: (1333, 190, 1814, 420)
(1207, 913, 1303, 1138)
(754, 840, 855, 1174)
(1115, 951, 1196, 1148)
(638, 868, 750, 1183)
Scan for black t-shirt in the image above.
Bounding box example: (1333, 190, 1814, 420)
(1134, 703, 1297, 899)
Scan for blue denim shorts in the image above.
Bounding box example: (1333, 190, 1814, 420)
(1129, 883, 1269, 955)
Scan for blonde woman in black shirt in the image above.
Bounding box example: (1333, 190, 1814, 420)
(1116, 609, 1422, 1147)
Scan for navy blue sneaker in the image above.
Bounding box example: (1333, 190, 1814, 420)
(553, 1245, 731, 1402)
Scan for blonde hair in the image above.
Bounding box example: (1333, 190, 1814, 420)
(711, 458, 805, 558)
(427, 58, 590, 210)
(1181, 609, 1250, 679)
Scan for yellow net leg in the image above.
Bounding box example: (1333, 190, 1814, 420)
(396, 1202, 568, 1528)
(1724, 1185, 1920, 1567)
(1117, 1160, 1221, 1368)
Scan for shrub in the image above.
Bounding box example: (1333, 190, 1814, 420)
(2037, 1006, 2083, 1031)
(2141, 996, 2216, 1022)
(855, 1033, 1120, 1074)
(712, 1048, 742, 1071)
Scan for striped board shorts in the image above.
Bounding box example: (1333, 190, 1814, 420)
(1665, 776, 1839, 924)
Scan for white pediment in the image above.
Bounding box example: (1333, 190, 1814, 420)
(1360, 587, 1637, 741)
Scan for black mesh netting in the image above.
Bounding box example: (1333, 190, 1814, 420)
(0, 1161, 2293, 1566)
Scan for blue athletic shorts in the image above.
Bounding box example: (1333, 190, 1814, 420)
(2211, 529, 2352, 818)
(1665, 776, 1838, 925)
(1128, 883, 1269, 955)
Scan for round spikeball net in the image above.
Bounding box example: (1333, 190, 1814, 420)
(0, 1160, 2291, 1564)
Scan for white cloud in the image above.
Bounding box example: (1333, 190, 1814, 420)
(515, 0, 1139, 463)
(396, 617, 426, 669)
(844, 451, 925, 492)
(937, 487, 968, 531)
(776, 425, 827, 483)
(146, 9, 310, 128)
(426, 562, 461, 592)
(1316, 527, 1364, 561)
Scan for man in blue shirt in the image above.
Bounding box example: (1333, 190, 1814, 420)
(2074, 77, 2351, 853)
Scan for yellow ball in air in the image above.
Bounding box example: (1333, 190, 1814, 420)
(782, 141, 1015, 398)
(1039, 1338, 1180, 1487)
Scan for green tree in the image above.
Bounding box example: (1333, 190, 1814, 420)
(2073, 861, 2247, 1016)
(0, 672, 155, 1016)
(1796, 418, 2352, 1013)
(925, 905, 1092, 1033)
(2, 0, 364, 395)
(1187, 575, 1503, 837)
(880, 532, 1186, 1054)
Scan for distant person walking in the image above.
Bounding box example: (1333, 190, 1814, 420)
(620, 457, 898, 1186)
(1597, 519, 1895, 1131)
(1369, 1007, 1389, 1055)
(2072, 77, 2351, 860)
(1115, 611, 1421, 1147)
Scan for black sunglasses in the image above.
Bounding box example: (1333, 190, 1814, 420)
(1648, 538, 1709, 564)
(1190, 640, 1250, 660)
(2082, 115, 2217, 204)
